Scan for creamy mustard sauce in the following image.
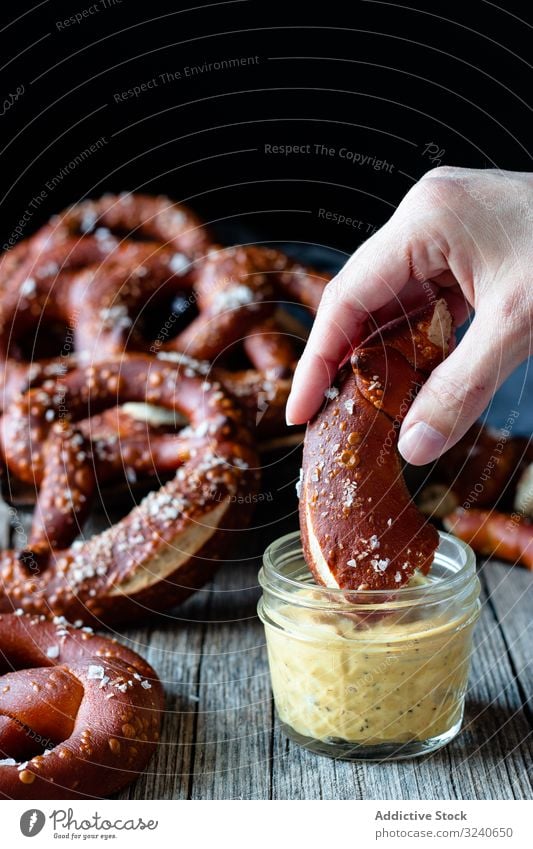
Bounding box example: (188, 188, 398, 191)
(264, 584, 476, 746)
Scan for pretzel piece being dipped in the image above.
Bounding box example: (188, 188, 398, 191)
(444, 508, 533, 570)
(0, 355, 260, 625)
(0, 612, 163, 799)
(300, 300, 452, 591)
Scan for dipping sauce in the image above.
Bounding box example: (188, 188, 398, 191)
(258, 531, 480, 760)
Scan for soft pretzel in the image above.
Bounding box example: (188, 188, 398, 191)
(0, 240, 193, 375)
(0, 355, 259, 625)
(0, 208, 322, 371)
(0, 194, 205, 401)
(300, 300, 452, 591)
(412, 418, 533, 569)
(0, 612, 163, 799)
(0, 202, 329, 440)
(154, 246, 328, 436)
(417, 422, 532, 519)
(444, 508, 533, 570)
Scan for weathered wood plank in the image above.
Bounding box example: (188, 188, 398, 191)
(114, 592, 208, 800)
(481, 560, 532, 710)
(442, 574, 531, 801)
(188, 532, 272, 800)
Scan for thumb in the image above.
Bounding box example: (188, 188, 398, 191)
(398, 309, 521, 465)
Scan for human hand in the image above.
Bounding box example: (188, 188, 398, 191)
(286, 167, 533, 464)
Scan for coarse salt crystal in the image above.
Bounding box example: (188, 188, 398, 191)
(343, 480, 358, 508)
(371, 558, 390, 573)
(169, 253, 191, 274)
(87, 665, 105, 680)
(20, 278, 36, 297)
(46, 645, 60, 659)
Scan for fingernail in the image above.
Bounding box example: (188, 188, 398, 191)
(398, 421, 447, 465)
(286, 415, 295, 427)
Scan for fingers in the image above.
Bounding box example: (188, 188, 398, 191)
(286, 207, 452, 425)
(398, 309, 524, 465)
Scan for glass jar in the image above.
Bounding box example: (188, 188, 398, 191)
(258, 530, 480, 761)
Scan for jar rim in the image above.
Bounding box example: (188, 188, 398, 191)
(261, 530, 477, 609)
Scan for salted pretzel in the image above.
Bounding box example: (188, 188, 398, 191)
(416, 422, 532, 519)
(0, 241, 193, 380)
(0, 197, 329, 440)
(0, 192, 206, 400)
(0, 198, 325, 372)
(0, 355, 259, 625)
(444, 509, 533, 570)
(411, 416, 533, 568)
(0, 612, 163, 799)
(300, 300, 452, 591)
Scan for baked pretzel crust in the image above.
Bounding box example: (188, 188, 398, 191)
(0, 612, 163, 799)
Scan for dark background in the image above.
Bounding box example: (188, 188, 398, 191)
(0, 0, 531, 428)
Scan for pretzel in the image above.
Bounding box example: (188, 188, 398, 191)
(0, 355, 259, 624)
(0, 240, 193, 380)
(0, 192, 206, 403)
(0, 612, 163, 799)
(413, 419, 533, 569)
(417, 422, 532, 519)
(0, 208, 329, 440)
(300, 300, 452, 591)
(0, 208, 319, 369)
(151, 246, 328, 436)
(444, 508, 533, 570)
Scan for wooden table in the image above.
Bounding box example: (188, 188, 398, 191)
(2, 492, 531, 800)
